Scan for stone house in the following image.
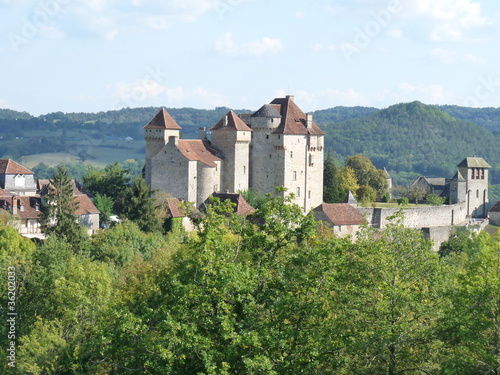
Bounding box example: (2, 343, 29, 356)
(489, 201, 500, 226)
(145, 96, 324, 212)
(38, 179, 100, 235)
(313, 203, 365, 238)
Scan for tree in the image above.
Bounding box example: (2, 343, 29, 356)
(323, 151, 343, 203)
(39, 165, 86, 244)
(117, 176, 160, 232)
(336, 166, 360, 201)
(438, 232, 500, 374)
(340, 213, 447, 374)
(346, 154, 388, 198)
(83, 162, 129, 201)
(93, 193, 114, 227)
(426, 193, 445, 206)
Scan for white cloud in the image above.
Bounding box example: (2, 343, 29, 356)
(275, 88, 369, 111)
(39, 26, 66, 40)
(215, 32, 283, 58)
(430, 48, 484, 64)
(402, 0, 491, 41)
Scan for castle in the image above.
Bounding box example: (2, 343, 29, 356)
(145, 96, 324, 212)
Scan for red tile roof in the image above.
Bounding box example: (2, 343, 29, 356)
(314, 203, 365, 225)
(210, 111, 253, 132)
(269, 97, 324, 135)
(0, 159, 34, 175)
(0, 195, 42, 219)
(166, 198, 184, 218)
(210, 193, 255, 215)
(177, 140, 221, 167)
(144, 108, 182, 130)
(74, 194, 100, 215)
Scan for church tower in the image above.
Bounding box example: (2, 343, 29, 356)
(210, 111, 252, 193)
(144, 108, 181, 187)
(456, 157, 490, 218)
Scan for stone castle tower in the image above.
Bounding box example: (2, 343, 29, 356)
(247, 96, 324, 212)
(450, 157, 490, 218)
(144, 96, 324, 212)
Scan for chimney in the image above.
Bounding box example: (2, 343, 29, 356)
(286, 95, 295, 102)
(198, 127, 207, 140)
(306, 114, 313, 129)
(12, 197, 17, 215)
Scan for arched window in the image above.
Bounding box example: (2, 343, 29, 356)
(476, 189, 479, 198)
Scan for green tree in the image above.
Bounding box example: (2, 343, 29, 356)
(118, 176, 160, 232)
(426, 193, 445, 206)
(340, 213, 447, 374)
(83, 162, 130, 201)
(438, 232, 500, 374)
(93, 193, 114, 227)
(323, 151, 343, 203)
(346, 154, 388, 198)
(336, 166, 360, 202)
(39, 165, 86, 245)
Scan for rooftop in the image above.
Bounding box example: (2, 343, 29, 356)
(143, 108, 182, 130)
(0, 159, 34, 175)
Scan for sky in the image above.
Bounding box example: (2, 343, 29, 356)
(1, 0, 500, 116)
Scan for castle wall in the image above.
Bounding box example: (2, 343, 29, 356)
(490, 212, 500, 226)
(358, 202, 468, 229)
(422, 226, 455, 252)
(211, 131, 250, 193)
(249, 130, 283, 197)
(150, 142, 191, 202)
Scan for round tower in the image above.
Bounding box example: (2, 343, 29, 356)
(248, 104, 282, 196)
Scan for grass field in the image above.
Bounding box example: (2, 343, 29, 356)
(485, 224, 499, 236)
(20, 142, 145, 168)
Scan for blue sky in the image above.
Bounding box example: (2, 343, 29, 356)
(1, 0, 499, 115)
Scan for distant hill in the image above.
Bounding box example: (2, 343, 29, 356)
(321, 101, 499, 185)
(437, 105, 500, 134)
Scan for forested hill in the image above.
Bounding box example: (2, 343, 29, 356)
(321, 101, 500, 183)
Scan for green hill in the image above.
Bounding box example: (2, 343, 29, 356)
(322, 101, 499, 184)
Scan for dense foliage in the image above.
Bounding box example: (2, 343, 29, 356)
(1, 193, 499, 373)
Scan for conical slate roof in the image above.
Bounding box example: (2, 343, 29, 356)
(251, 104, 281, 118)
(144, 108, 182, 130)
(344, 190, 358, 205)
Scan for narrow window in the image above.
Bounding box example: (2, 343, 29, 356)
(476, 189, 479, 198)
(290, 151, 293, 158)
(296, 187, 300, 197)
(481, 168, 485, 179)
(266, 134, 269, 139)
(308, 190, 311, 199)
(243, 166, 246, 174)
(293, 171, 297, 181)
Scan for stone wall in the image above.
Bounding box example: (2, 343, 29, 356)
(490, 212, 500, 226)
(358, 202, 468, 229)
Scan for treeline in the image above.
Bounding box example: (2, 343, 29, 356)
(1, 192, 499, 374)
